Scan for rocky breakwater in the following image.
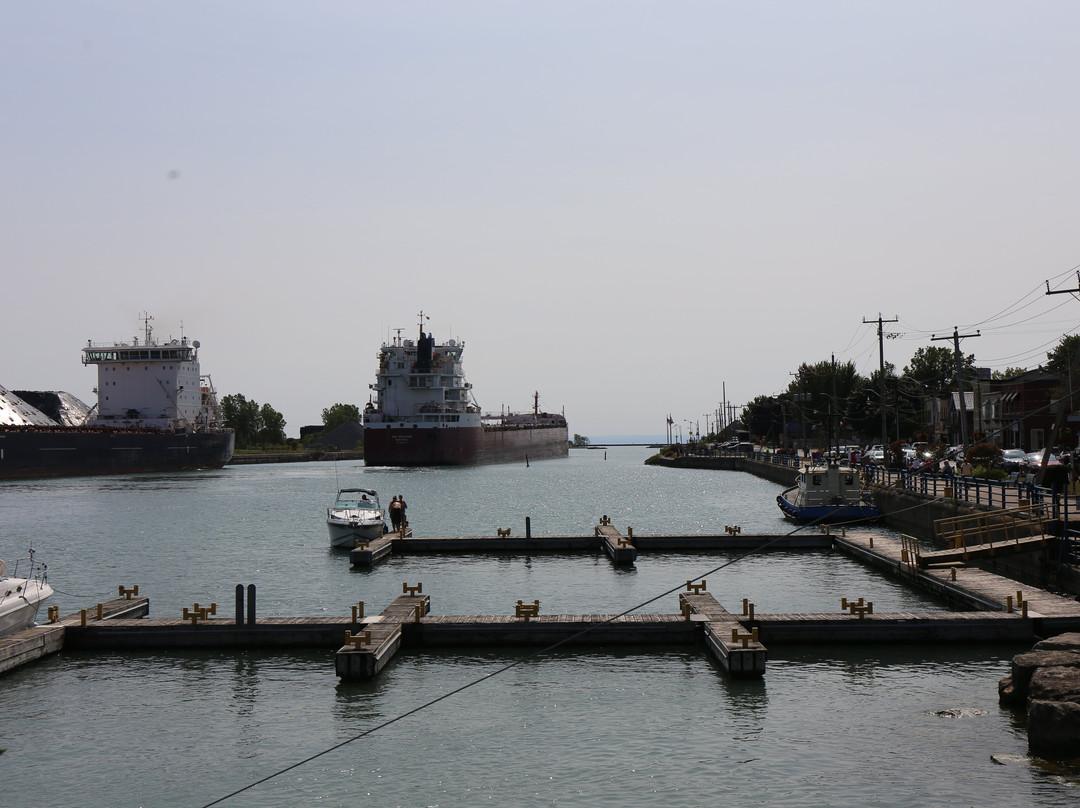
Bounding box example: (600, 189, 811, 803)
(999, 632, 1080, 756)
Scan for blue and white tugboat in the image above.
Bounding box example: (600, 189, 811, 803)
(777, 461, 879, 523)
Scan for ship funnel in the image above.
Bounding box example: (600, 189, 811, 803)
(416, 331, 434, 373)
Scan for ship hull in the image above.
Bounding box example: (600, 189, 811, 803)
(363, 424, 568, 466)
(0, 428, 236, 480)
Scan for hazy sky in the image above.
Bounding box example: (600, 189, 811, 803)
(4, 2, 1079, 439)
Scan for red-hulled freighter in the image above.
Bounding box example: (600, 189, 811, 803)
(362, 316, 568, 466)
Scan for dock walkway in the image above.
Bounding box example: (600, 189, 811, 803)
(832, 529, 1080, 633)
(6, 524, 1080, 684)
(349, 523, 832, 567)
(0, 595, 149, 675)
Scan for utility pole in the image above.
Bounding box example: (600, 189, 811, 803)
(722, 382, 727, 434)
(830, 353, 837, 455)
(932, 326, 980, 449)
(791, 370, 809, 457)
(863, 314, 899, 450)
(1046, 272, 1080, 412)
(1042, 272, 1080, 485)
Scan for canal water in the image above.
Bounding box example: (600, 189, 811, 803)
(1, 446, 1075, 807)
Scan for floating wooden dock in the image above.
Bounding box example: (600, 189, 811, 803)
(0, 593, 149, 675)
(5, 523, 1079, 683)
(331, 569, 1049, 682)
(349, 519, 833, 567)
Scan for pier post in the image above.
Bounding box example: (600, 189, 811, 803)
(235, 584, 244, 625)
(526, 516, 531, 539)
(247, 584, 257, 625)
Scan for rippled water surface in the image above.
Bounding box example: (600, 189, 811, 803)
(1, 447, 1076, 807)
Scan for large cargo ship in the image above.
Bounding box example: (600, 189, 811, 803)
(362, 318, 568, 466)
(0, 317, 235, 479)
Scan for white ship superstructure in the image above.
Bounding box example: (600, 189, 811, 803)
(0, 314, 234, 479)
(364, 324, 481, 430)
(363, 313, 568, 466)
(82, 315, 223, 431)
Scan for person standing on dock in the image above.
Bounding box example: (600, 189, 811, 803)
(389, 496, 402, 531)
(397, 495, 408, 527)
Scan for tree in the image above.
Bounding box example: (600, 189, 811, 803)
(322, 403, 361, 430)
(903, 346, 975, 393)
(1045, 334, 1080, 378)
(992, 367, 1027, 380)
(785, 359, 866, 447)
(221, 394, 260, 448)
(221, 393, 286, 449)
(258, 403, 287, 445)
(570, 433, 591, 447)
(848, 364, 898, 442)
(743, 395, 784, 444)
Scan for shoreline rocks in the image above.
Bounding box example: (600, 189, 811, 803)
(999, 632, 1080, 756)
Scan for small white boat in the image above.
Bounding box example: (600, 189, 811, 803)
(327, 488, 387, 548)
(0, 550, 54, 636)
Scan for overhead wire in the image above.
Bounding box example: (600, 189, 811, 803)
(209, 263, 1080, 805)
(198, 465, 969, 808)
(895, 263, 1079, 342)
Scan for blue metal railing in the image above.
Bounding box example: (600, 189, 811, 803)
(696, 446, 1071, 515)
(680, 444, 1076, 567)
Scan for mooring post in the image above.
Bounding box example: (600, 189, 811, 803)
(526, 516, 531, 539)
(247, 584, 257, 625)
(235, 584, 244, 625)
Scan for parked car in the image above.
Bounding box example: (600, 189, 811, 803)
(867, 448, 885, 465)
(1022, 450, 1060, 471)
(911, 442, 934, 461)
(1001, 449, 1027, 472)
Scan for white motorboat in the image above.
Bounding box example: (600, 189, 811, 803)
(327, 488, 386, 548)
(0, 550, 53, 636)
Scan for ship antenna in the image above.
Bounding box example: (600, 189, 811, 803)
(417, 309, 430, 338)
(141, 311, 155, 346)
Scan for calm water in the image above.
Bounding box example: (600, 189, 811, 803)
(1, 447, 1076, 807)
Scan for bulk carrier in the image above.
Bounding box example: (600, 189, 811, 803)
(362, 318, 568, 466)
(0, 317, 234, 479)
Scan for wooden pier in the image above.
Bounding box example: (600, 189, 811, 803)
(5, 518, 1080, 685)
(0, 593, 149, 675)
(335, 586, 430, 680)
(349, 518, 833, 567)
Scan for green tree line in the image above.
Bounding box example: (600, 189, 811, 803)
(739, 334, 1080, 448)
(221, 397, 363, 450)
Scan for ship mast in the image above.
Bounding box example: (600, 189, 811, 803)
(140, 311, 155, 346)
